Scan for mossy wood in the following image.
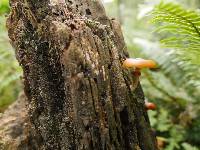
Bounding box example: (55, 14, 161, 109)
(2, 0, 157, 149)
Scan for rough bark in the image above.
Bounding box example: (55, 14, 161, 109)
(4, 0, 157, 149)
(0, 92, 38, 150)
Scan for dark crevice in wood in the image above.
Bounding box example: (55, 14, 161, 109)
(86, 8, 92, 15)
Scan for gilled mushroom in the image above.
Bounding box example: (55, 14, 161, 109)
(123, 58, 157, 111)
(123, 58, 157, 69)
(145, 102, 157, 111)
(122, 58, 157, 86)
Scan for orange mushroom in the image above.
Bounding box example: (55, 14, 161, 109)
(123, 58, 157, 69)
(122, 58, 157, 93)
(145, 102, 157, 110)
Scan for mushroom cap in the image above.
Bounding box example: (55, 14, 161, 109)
(145, 102, 157, 110)
(123, 58, 157, 69)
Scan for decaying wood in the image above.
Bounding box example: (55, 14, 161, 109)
(0, 92, 38, 150)
(3, 0, 157, 149)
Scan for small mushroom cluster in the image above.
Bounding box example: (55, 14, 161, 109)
(123, 58, 157, 111)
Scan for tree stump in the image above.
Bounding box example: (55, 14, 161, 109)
(4, 0, 157, 149)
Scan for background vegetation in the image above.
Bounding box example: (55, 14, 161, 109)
(103, 0, 200, 149)
(0, 0, 22, 112)
(0, 0, 199, 149)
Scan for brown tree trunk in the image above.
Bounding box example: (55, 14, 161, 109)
(4, 0, 157, 149)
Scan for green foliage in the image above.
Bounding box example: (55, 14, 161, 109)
(0, 15, 22, 112)
(147, 2, 200, 149)
(182, 143, 199, 150)
(185, 115, 200, 146)
(0, 0, 9, 14)
(151, 1, 200, 65)
(150, 2, 200, 93)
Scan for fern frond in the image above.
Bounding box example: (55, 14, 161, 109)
(151, 2, 200, 65)
(134, 38, 200, 102)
